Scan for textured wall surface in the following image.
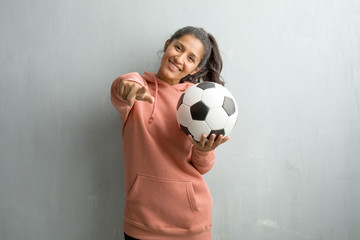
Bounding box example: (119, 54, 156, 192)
(1, 0, 359, 239)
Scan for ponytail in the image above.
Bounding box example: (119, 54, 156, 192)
(201, 33, 224, 85)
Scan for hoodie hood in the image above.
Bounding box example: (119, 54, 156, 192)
(141, 72, 193, 123)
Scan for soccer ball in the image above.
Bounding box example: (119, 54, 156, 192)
(176, 82, 238, 142)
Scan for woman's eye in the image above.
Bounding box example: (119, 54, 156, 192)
(189, 57, 195, 62)
(175, 45, 181, 51)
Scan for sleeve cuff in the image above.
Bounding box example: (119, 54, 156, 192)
(191, 146, 216, 166)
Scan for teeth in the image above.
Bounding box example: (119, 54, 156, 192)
(170, 61, 180, 71)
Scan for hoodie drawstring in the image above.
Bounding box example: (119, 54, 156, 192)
(148, 76, 158, 123)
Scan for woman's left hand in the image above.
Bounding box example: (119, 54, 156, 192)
(189, 134, 230, 152)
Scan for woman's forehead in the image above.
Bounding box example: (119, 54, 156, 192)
(173, 35, 204, 58)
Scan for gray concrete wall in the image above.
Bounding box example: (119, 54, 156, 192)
(1, 0, 359, 239)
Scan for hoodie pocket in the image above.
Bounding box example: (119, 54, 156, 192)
(126, 173, 199, 230)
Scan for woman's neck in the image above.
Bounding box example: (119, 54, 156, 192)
(155, 73, 179, 86)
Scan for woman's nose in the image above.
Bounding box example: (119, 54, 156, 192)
(175, 54, 185, 64)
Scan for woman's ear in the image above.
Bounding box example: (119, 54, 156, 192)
(163, 39, 170, 51)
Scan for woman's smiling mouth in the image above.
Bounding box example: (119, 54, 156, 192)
(168, 60, 181, 71)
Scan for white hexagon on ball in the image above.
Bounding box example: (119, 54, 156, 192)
(201, 88, 224, 108)
(176, 104, 192, 127)
(188, 120, 211, 142)
(224, 113, 238, 136)
(205, 107, 228, 130)
(183, 86, 203, 106)
(215, 84, 233, 98)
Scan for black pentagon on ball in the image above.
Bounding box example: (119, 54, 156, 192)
(196, 82, 216, 90)
(222, 96, 236, 116)
(190, 101, 210, 120)
(207, 129, 225, 140)
(177, 93, 185, 110)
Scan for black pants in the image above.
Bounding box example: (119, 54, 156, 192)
(124, 232, 140, 240)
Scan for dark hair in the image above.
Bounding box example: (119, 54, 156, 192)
(165, 26, 224, 85)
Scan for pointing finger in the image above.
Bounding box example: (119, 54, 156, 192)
(137, 92, 154, 104)
(136, 86, 154, 104)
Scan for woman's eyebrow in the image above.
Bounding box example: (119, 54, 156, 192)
(175, 41, 199, 60)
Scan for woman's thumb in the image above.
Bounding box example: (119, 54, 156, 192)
(136, 86, 154, 104)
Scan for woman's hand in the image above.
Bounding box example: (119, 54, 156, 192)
(118, 80, 154, 106)
(189, 134, 230, 152)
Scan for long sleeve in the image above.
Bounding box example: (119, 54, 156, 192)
(190, 147, 216, 175)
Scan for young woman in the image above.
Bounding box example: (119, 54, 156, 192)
(111, 26, 230, 240)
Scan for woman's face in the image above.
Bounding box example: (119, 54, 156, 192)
(157, 34, 204, 85)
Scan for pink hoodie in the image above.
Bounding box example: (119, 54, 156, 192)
(111, 72, 216, 240)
